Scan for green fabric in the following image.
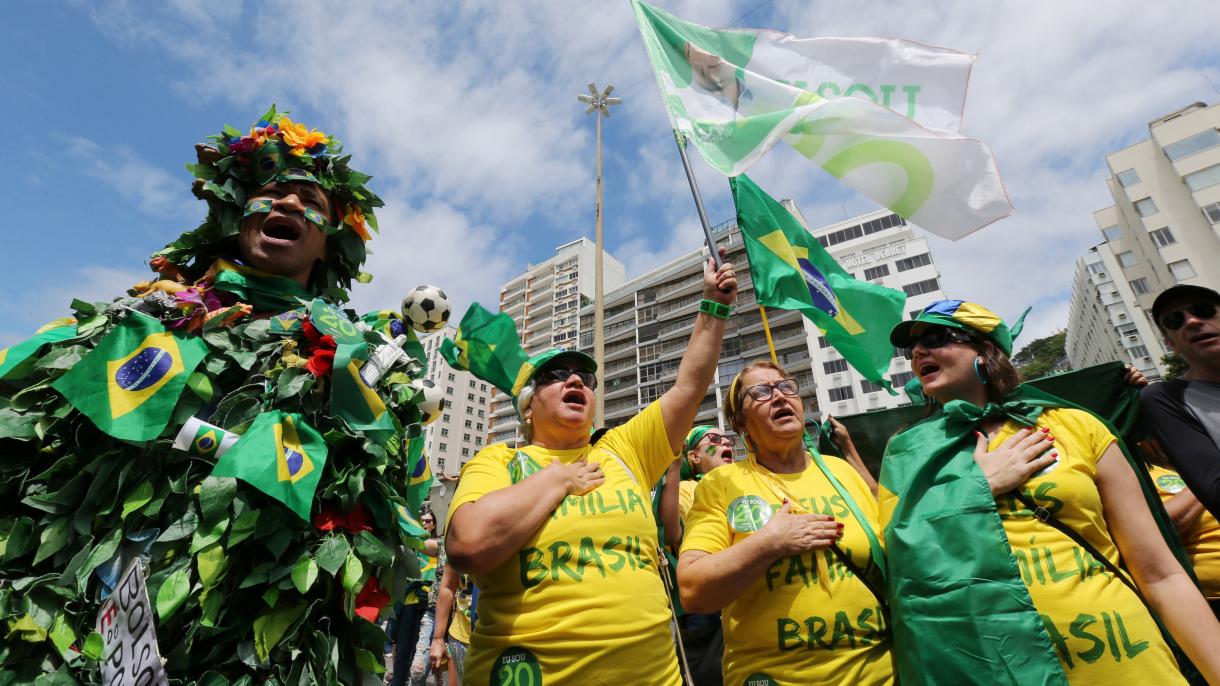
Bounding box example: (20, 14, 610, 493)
(51, 312, 207, 442)
(440, 302, 530, 396)
(878, 363, 1196, 684)
(802, 433, 887, 584)
(210, 411, 327, 521)
(310, 299, 396, 440)
(212, 259, 310, 312)
(0, 322, 77, 380)
(731, 174, 905, 390)
(404, 435, 432, 513)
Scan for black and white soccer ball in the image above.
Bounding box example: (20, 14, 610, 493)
(402, 285, 451, 333)
(413, 378, 446, 425)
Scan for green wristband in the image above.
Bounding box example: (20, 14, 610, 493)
(699, 299, 732, 320)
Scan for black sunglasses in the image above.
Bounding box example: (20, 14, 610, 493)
(703, 432, 737, 447)
(536, 367, 598, 390)
(1160, 302, 1218, 331)
(901, 326, 977, 359)
(744, 378, 800, 402)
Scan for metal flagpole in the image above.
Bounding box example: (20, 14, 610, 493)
(674, 133, 724, 269)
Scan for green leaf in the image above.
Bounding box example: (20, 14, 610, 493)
(33, 517, 72, 565)
(120, 480, 154, 521)
(0, 407, 39, 440)
(158, 507, 199, 542)
(1, 517, 34, 561)
(190, 515, 229, 554)
(196, 543, 228, 589)
(352, 532, 393, 568)
(156, 568, 191, 621)
(276, 367, 314, 402)
(353, 648, 385, 674)
(315, 536, 350, 576)
(77, 528, 122, 594)
(291, 555, 319, 594)
(262, 586, 280, 608)
(199, 476, 237, 523)
(341, 552, 364, 594)
(228, 509, 260, 547)
(239, 561, 275, 589)
(253, 602, 307, 663)
(82, 631, 104, 661)
(47, 613, 76, 658)
(6, 613, 48, 642)
(222, 123, 243, 139)
(187, 371, 215, 401)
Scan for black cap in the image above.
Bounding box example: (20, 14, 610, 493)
(1151, 285, 1220, 326)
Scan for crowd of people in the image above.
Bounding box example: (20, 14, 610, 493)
(438, 275, 1220, 685)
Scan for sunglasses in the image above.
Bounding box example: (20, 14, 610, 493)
(1160, 302, 1218, 331)
(703, 432, 737, 447)
(901, 326, 977, 359)
(743, 378, 800, 402)
(536, 367, 598, 390)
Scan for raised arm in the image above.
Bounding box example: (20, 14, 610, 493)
(657, 460, 684, 552)
(827, 416, 878, 495)
(447, 460, 604, 574)
(1097, 442, 1220, 683)
(660, 248, 737, 453)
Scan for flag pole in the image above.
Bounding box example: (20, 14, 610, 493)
(674, 133, 724, 269)
(758, 305, 779, 366)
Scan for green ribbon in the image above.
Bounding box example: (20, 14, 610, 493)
(802, 433, 887, 584)
(942, 398, 1044, 428)
(211, 259, 310, 313)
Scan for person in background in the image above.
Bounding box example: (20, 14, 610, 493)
(391, 509, 443, 686)
(431, 558, 473, 684)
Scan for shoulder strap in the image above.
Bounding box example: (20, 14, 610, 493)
(827, 542, 891, 621)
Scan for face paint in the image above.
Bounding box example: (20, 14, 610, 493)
(703, 445, 718, 457)
(244, 198, 273, 217)
(303, 206, 328, 229)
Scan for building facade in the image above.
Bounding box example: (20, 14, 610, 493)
(1066, 101, 1220, 376)
(487, 238, 626, 445)
(1065, 245, 1163, 377)
(420, 325, 492, 477)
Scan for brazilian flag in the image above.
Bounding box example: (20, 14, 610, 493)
(731, 174, 906, 390)
(210, 411, 327, 521)
(309, 299, 395, 440)
(0, 318, 77, 380)
(53, 312, 208, 441)
(439, 303, 528, 397)
(405, 436, 432, 512)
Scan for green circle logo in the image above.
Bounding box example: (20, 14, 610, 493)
(1157, 474, 1187, 494)
(491, 646, 542, 686)
(743, 674, 779, 686)
(727, 495, 773, 533)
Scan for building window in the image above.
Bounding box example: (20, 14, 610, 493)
(828, 385, 855, 402)
(1184, 164, 1220, 192)
(860, 379, 885, 394)
(1149, 227, 1176, 248)
(1164, 129, 1220, 161)
(1087, 261, 1104, 274)
(1101, 225, 1122, 241)
(1203, 201, 1220, 225)
(1129, 278, 1151, 295)
(466, 406, 473, 414)
(462, 448, 471, 457)
(467, 393, 475, 401)
(1128, 345, 1150, 360)
(891, 371, 915, 387)
(445, 386, 454, 396)
(1116, 251, 1138, 267)
(476, 422, 483, 431)
(903, 278, 940, 297)
(1169, 259, 1197, 281)
(1115, 169, 1140, 187)
(448, 373, 456, 381)
(468, 379, 476, 388)
(480, 383, 487, 392)
(443, 413, 451, 423)
(895, 253, 932, 272)
(441, 428, 449, 437)
(475, 437, 483, 446)
(439, 442, 447, 451)
(464, 419, 472, 428)
(823, 359, 849, 374)
(463, 433, 471, 442)
(478, 410, 485, 418)
(437, 458, 445, 469)
(817, 336, 830, 348)
(1133, 197, 1158, 216)
(1117, 323, 1138, 336)
(863, 265, 891, 281)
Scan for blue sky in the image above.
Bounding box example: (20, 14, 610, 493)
(2, 1, 1218, 351)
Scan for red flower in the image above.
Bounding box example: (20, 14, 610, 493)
(353, 577, 390, 622)
(300, 320, 337, 378)
(312, 501, 374, 534)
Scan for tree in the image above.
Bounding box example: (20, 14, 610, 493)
(1012, 331, 1067, 381)
(1160, 352, 1188, 380)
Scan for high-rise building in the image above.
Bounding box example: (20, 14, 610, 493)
(420, 325, 493, 477)
(799, 206, 948, 417)
(487, 238, 626, 445)
(1065, 245, 1163, 377)
(1066, 101, 1220, 375)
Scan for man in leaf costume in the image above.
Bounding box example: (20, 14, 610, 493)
(0, 106, 436, 684)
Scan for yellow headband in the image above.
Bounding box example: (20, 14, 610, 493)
(727, 371, 744, 416)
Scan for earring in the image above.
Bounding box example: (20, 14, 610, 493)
(525, 417, 532, 424)
(973, 357, 990, 385)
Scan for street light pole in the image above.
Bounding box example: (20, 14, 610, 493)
(577, 83, 621, 427)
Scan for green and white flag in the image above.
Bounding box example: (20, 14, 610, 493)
(632, 0, 1012, 240)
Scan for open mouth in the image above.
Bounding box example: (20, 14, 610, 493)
(770, 405, 797, 422)
(716, 447, 735, 463)
(561, 388, 587, 407)
(918, 362, 941, 380)
(261, 216, 303, 244)
(1190, 331, 1219, 345)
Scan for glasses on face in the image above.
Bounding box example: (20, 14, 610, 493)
(1160, 302, 1218, 331)
(536, 367, 598, 390)
(703, 432, 737, 447)
(743, 378, 800, 402)
(422, 518, 435, 527)
(900, 326, 977, 359)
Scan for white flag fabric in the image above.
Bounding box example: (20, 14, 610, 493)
(632, 0, 1012, 240)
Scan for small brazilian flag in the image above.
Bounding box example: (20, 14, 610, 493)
(405, 436, 432, 512)
(0, 318, 77, 380)
(210, 411, 327, 521)
(439, 303, 528, 397)
(396, 503, 428, 539)
(731, 174, 906, 391)
(310, 299, 396, 440)
(53, 313, 208, 441)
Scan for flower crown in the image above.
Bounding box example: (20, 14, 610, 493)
(153, 105, 384, 300)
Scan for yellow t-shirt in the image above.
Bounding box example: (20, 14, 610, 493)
(678, 479, 698, 524)
(1148, 466, 1220, 599)
(449, 574, 473, 644)
(447, 401, 681, 685)
(681, 455, 893, 686)
(990, 408, 1183, 684)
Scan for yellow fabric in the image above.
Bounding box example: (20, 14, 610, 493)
(682, 455, 893, 685)
(447, 401, 681, 685)
(989, 408, 1183, 684)
(952, 300, 1001, 334)
(678, 479, 698, 524)
(449, 574, 473, 644)
(1148, 466, 1220, 599)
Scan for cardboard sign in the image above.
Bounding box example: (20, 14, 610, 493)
(96, 560, 168, 686)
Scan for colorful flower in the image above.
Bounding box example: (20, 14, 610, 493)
(278, 116, 329, 157)
(353, 577, 390, 622)
(342, 205, 371, 241)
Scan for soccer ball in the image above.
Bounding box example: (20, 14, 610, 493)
(413, 378, 446, 425)
(402, 285, 451, 333)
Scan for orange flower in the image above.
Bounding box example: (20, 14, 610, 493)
(278, 116, 329, 156)
(343, 205, 371, 241)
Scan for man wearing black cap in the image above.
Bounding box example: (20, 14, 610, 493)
(1140, 284, 1220, 515)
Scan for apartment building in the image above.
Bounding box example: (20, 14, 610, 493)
(420, 325, 492, 477)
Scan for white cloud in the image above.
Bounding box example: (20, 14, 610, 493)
(66, 137, 195, 219)
(0, 265, 147, 346)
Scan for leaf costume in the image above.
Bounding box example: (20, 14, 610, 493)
(0, 107, 438, 684)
